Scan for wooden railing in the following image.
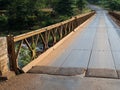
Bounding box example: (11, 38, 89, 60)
(109, 11, 120, 25)
(7, 12, 95, 73)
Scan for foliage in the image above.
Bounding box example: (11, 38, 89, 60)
(77, 0, 87, 12)
(87, 0, 100, 4)
(87, 0, 120, 11)
(107, 0, 120, 11)
(36, 0, 58, 8)
(0, 0, 88, 34)
(7, 0, 38, 30)
(54, 0, 74, 16)
(18, 45, 32, 68)
(0, 0, 11, 10)
(0, 15, 8, 30)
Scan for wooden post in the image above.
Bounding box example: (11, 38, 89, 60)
(7, 35, 18, 74)
(74, 17, 78, 28)
(44, 30, 49, 50)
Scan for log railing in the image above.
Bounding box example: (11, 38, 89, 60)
(7, 12, 95, 73)
(109, 11, 120, 25)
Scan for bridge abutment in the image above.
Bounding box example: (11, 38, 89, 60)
(0, 37, 15, 80)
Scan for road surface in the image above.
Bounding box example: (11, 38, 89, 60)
(28, 6, 120, 79)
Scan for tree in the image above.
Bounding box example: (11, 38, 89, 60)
(36, 0, 57, 8)
(107, 0, 120, 11)
(7, 0, 38, 30)
(87, 0, 100, 4)
(0, 0, 11, 10)
(54, 0, 74, 16)
(77, 0, 87, 12)
(0, 15, 8, 31)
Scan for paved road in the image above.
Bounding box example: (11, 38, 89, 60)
(28, 6, 120, 78)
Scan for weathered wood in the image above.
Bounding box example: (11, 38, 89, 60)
(7, 35, 18, 73)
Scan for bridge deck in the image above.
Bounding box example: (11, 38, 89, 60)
(29, 8, 120, 79)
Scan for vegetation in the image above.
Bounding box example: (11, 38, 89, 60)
(87, 0, 120, 11)
(54, 0, 74, 16)
(0, 0, 90, 36)
(87, 0, 100, 4)
(18, 47, 32, 68)
(0, 0, 11, 10)
(77, 0, 87, 13)
(0, 0, 120, 36)
(107, 0, 120, 11)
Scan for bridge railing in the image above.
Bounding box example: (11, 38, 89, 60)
(109, 11, 120, 25)
(7, 12, 95, 73)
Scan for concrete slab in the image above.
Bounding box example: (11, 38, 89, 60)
(89, 51, 115, 69)
(86, 12, 119, 78)
(107, 28, 120, 78)
(107, 28, 120, 51)
(68, 35, 95, 51)
(111, 52, 120, 78)
(87, 51, 118, 78)
(117, 70, 120, 79)
(86, 68, 118, 78)
(92, 38, 110, 51)
(61, 50, 91, 69)
(1, 74, 120, 90)
(28, 66, 85, 76)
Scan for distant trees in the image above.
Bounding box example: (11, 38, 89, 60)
(0, 0, 88, 35)
(7, 0, 39, 30)
(36, 0, 57, 8)
(0, 15, 8, 30)
(54, 0, 74, 16)
(77, 0, 87, 12)
(87, 0, 100, 4)
(87, 0, 120, 11)
(107, 0, 120, 11)
(0, 0, 11, 10)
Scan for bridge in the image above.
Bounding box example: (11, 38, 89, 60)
(1, 5, 120, 90)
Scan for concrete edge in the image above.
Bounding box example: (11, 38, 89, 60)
(116, 70, 120, 79)
(28, 66, 85, 76)
(22, 14, 96, 73)
(86, 68, 118, 79)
